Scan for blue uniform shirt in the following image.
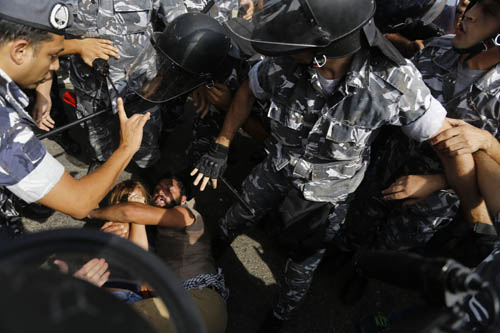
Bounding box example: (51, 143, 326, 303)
(0, 69, 64, 203)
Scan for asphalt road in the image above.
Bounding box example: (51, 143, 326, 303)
(23, 107, 424, 333)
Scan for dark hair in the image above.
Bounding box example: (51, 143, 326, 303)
(158, 172, 190, 199)
(0, 18, 53, 49)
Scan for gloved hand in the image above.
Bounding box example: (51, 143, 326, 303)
(191, 143, 229, 191)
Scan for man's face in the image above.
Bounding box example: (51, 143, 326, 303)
(453, 0, 500, 49)
(17, 33, 64, 89)
(152, 178, 183, 208)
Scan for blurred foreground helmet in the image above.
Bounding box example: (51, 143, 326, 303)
(224, 0, 375, 58)
(374, 0, 451, 33)
(0, 229, 206, 333)
(127, 12, 231, 103)
(225, 0, 407, 65)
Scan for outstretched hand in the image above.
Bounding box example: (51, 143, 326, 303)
(117, 97, 150, 154)
(382, 174, 447, 206)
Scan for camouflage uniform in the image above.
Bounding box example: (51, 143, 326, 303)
(0, 69, 65, 238)
(183, 0, 238, 22)
(64, 0, 186, 167)
(344, 35, 500, 251)
(220, 50, 447, 319)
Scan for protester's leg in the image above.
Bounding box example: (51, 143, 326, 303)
(439, 152, 492, 224)
(219, 158, 291, 241)
(189, 288, 228, 333)
(474, 151, 500, 217)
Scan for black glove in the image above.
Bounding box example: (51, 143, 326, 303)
(195, 143, 229, 179)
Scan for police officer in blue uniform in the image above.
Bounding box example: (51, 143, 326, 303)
(0, 0, 150, 236)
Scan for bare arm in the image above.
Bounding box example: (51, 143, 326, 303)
(89, 202, 195, 228)
(431, 118, 500, 165)
(215, 79, 255, 147)
(190, 79, 255, 190)
(38, 99, 150, 219)
(128, 224, 149, 251)
(431, 119, 492, 224)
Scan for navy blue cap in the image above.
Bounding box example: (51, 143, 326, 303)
(0, 0, 71, 35)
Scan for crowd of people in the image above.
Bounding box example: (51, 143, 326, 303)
(1, 0, 500, 331)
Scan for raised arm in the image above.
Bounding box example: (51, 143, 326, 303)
(38, 99, 150, 219)
(89, 202, 194, 228)
(190, 79, 255, 190)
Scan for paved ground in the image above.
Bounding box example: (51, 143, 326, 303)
(23, 107, 424, 332)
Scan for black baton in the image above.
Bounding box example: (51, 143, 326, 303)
(219, 176, 256, 216)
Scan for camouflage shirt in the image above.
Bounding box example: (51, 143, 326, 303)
(64, 0, 187, 98)
(0, 69, 64, 203)
(249, 50, 447, 203)
(184, 0, 238, 22)
(413, 35, 500, 140)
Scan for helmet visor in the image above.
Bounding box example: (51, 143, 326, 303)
(126, 37, 211, 103)
(224, 0, 330, 53)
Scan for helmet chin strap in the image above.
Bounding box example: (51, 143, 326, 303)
(454, 33, 500, 59)
(312, 54, 327, 68)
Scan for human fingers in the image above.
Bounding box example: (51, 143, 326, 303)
(117, 97, 127, 123)
(53, 259, 69, 274)
(82, 258, 109, 280)
(190, 168, 199, 177)
(95, 271, 110, 287)
(193, 172, 204, 186)
(430, 127, 459, 145)
(101, 44, 120, 59)
(446, 118, 467, 127)
(211, 178, 218, 190)
(383, 191, 410, 200)
(199, 176, 210, 191)
(435, 136, 463, 152)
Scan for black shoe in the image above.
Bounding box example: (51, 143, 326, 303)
(257, 312, 285, 333)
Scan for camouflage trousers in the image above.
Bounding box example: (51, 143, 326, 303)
(220, 157, 348, 320)
(75, 91, 170, 168)
(0, 187, 24, 240)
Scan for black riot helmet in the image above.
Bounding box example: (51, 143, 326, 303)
(454, 0, 500, 56)
(225, 0, 406, 65)
(127, 12, 231, 103)
(374, 0, 450, 33)
(225, 0, 376, 58)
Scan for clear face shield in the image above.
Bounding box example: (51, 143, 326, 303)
(126, 34, 214, 104)
(223, 0, 330, 54)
